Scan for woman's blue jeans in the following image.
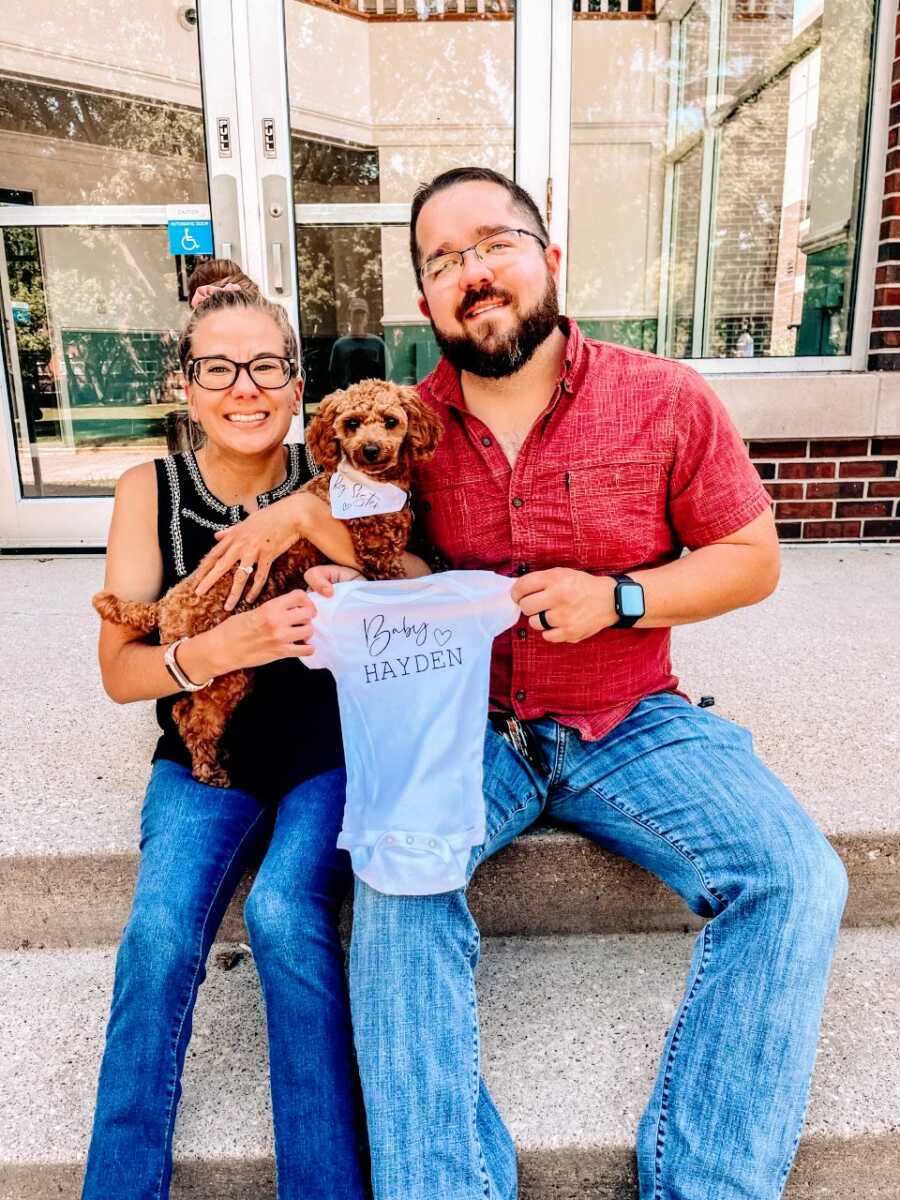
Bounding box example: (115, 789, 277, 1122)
(81, 758, 368, 1200)
(349, 693, 848, 1200)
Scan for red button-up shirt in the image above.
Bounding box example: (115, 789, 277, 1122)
(413, 318, 772, 741)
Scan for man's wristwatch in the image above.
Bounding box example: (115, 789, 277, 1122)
(612, 573, 645, 629)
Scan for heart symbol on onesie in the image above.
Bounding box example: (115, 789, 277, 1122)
(434, 628, 452, 647)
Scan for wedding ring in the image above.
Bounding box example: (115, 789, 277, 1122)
(238, 563, 254, 576)
(537, 610, 553, 631)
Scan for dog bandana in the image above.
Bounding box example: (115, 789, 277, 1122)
(329, 459, 408, 519)
(302, 571, 519, 895)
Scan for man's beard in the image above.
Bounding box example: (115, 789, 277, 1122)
(430, 275, 560, 380)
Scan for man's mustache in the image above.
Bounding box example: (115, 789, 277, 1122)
(456, 287, 515, 322)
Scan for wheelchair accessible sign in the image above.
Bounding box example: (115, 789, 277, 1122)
(166, 205, 213, 256)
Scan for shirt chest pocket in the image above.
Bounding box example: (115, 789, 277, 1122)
(567, 460, 665, 571)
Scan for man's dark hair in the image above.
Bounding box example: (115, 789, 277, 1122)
(409, 167, 550, 287)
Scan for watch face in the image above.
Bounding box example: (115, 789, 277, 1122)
(618, 583, 645, 618)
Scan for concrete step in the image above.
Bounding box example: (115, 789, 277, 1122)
(2, 546, 899, 947)
(2, 926, 898, 1199)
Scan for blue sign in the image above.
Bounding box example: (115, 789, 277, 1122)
(167, 220, 213, 256)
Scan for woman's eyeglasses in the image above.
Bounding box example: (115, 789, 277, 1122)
(188, 355, 296, 390)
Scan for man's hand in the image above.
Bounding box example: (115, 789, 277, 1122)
(511, 568, 617, 643)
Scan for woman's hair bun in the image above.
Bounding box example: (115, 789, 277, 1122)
(185, 258, 261, 305)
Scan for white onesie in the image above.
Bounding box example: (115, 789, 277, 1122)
(302, 571, 519, 895)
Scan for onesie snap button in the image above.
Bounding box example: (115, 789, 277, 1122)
(429, 839, 436, 848)
(386, 836, 395, 844)
(406, 836, 414, 845)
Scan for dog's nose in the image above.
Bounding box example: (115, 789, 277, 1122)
(362, 444, 380, 463)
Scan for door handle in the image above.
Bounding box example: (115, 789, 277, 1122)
(271, 242, 284, 293)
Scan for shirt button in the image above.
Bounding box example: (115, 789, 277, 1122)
(517, 627, 527, 640)
(481, 435, 492, 447)
(512, 497, 524, 509)
(515, 689, 526, 702)
(515, 562, 528, 576)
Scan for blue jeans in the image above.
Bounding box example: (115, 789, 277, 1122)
(82, 758, 369, 1200)
(349, 693, 848, 1200)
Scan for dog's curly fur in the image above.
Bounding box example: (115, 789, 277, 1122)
(93, 379, 442, 788)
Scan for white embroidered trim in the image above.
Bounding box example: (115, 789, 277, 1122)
(184, 446, 229, 516)
(260, 442, 303, 507)
(163, 456, 187, 579)
(182, 507, 229, 533)
(305, 441, 323, 478)
(185, 443, 301, 514)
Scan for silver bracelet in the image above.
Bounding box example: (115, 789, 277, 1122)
(164, 637, 213, 692)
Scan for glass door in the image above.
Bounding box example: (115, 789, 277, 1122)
(0, 0, 295, 547)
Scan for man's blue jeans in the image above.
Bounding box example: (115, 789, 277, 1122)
(349, 693, 848, 1200)
(82, 758, 368, 1200)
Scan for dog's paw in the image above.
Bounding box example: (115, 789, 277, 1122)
(194, 763, 232, 789)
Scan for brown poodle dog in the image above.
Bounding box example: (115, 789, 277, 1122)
(93, 379, 442, 787)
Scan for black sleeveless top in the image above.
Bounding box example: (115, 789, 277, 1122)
(151, 443, 344, 804)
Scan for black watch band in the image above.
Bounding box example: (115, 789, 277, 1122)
(612, 572, 645, 629)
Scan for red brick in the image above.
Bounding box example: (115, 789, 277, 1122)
(885, 172, 900, 196)
(753, 462, 776, 480)
(836, 501, 893, 518)
(883, 195, 900, 218)
(869, 480, 900, 497)
(775, 501, 834, 519)
(880, 218, 900, 240)
(867, 351, 900, 370)
(874, 286, 900, 307)
(778, 461, 836, 480)
(747, 440, 808, 458)
(863, 519, 900, 537)
(889, 127, 899, 150)
(838, 459, 899, 478)
(802, 521, 862, 539)
(877, 241, 900, 263)
(764, 483, 804, 500)
(871, 330, 900, 350)
(872, 437, 900, 455)
(775, 522, 802, 539)
(808, 439, 869, 457)
(886, 150, 900, 176)
(806, 482, 865, 499)
(872, 307, 900, 327)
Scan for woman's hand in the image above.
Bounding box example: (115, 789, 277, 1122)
(201, 589, 318, 673)
(194, 493, 311, 610)
(304, 564, 363, 597)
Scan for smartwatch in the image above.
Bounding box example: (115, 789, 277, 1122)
(612, 573, 645, 628)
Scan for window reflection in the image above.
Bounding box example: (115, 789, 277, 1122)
(568, 0, 875, 360)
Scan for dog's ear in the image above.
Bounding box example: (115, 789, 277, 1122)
(305, 391, 344, 472)
(401, 388, 443, 461)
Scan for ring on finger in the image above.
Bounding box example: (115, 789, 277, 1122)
(537, 610, 553, 631)
(238, 563, 254, 576)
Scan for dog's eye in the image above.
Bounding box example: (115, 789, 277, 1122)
(345, 418, 361, 432)
(384, 416, 399, 429)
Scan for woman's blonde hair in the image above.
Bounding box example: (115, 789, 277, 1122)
(177, 259, 300, 377)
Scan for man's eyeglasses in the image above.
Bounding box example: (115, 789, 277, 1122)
(188, 355, 297, 391)
(418, 228, 547, 286)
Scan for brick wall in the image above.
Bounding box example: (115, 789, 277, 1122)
(748, 438, 900, 540)
(869, 0, 900, 368)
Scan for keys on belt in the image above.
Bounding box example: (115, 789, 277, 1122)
(488, 711, 549, 775)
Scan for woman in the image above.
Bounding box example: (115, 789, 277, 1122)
(83, 260, 419, 1199)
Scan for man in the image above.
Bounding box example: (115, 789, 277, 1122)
(346, 168, 848, 1200)
(329, 296, 389, 388)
